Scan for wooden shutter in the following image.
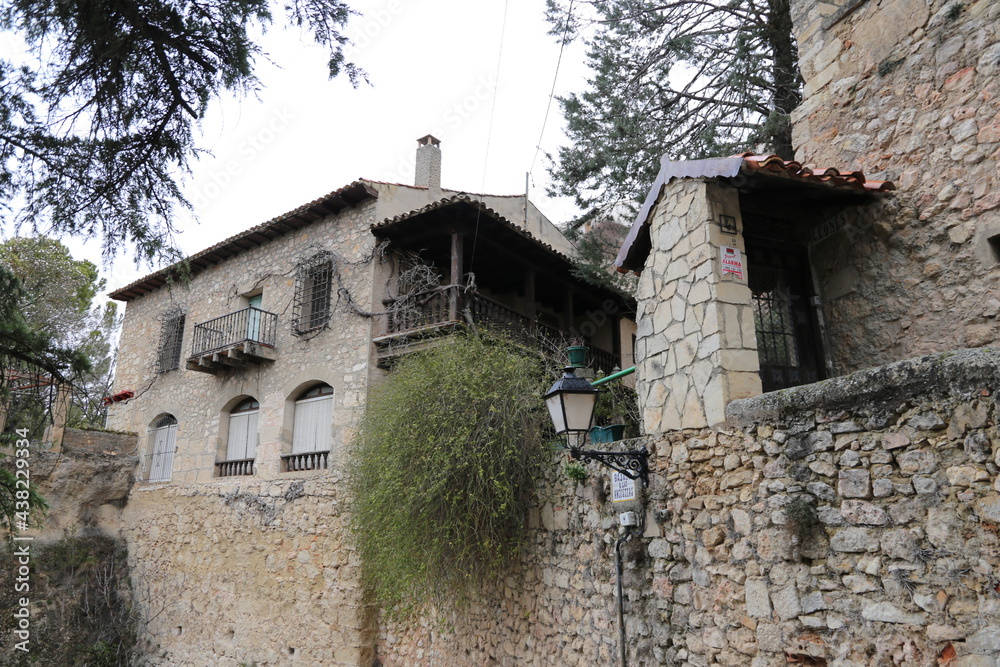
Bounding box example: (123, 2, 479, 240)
(292, 394, 333, 453)
(226, 410, 259, 460)
(149, 423, 177, 482)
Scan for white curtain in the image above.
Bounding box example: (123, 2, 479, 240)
(148, 423, 177, 482)
(226, 410, 259, 460)
(292, 394, 333, 453)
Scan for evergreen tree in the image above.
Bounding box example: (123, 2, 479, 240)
(1, 238, 119, 436)
(546, 0, 802, 217)
(0, 0, 360, 262)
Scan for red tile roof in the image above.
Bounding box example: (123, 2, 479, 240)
(109, 180, 378, 302)
(737, 153, 895, 192)
(615, 153, 896, 274)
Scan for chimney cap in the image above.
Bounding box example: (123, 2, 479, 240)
(417, 134, 441, 147)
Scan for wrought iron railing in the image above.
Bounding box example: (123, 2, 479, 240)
(191, 307, 277, 357)
(216, 458, 255, 477)
(282, 451, 330, 472)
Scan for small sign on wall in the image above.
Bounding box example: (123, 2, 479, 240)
(612, 471, 637, 502)
(720, 246, 745, 280)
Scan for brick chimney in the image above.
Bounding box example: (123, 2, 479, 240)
(415, 134, 441, 190)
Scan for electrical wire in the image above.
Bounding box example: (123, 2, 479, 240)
(469, 0, 511, 270)
(530, 0, 575, 176)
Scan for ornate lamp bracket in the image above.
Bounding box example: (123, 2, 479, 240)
(569, 446, 650, 488)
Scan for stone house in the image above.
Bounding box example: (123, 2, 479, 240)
(103, 136, 635, 664)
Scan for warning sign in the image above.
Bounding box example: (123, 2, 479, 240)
(612, 472, 637, 502)
(720, 246, 744, 280)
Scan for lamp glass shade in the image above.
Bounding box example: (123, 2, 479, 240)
(543, 368, 598, 435)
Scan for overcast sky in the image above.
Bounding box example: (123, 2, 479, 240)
(58, 0, 594, 293)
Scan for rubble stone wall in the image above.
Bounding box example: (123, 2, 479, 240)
(789, 0, 1000, 369)
(377, 349, 1000, 666)
(122, 476, 372, 667)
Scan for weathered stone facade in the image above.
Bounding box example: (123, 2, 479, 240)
(122, 477, 370, 666)
(632, 179, 762, 433)
(102, 157, 636, 663)
(377, 349, 1000, 666)
(790, 0, 1000, 367)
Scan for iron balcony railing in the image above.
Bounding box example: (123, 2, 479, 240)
(191, 307, 278, 357)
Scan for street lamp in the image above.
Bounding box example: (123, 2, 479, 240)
(543, 366, 599, 437)
(542, 354, 649, 487)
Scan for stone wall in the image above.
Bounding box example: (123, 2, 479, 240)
(377, 349, 1000, 666)
(121, 475, 371, 666)
(60, 427, 137, 455)
(107, 198, 380, 482)
(633, 179, 762, 433)
(789, 0, 1000, 366)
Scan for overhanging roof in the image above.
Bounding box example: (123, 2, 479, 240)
(372, 193, 635, 311)
(615, 153, 896, 274)
(109, 180, 378, 302)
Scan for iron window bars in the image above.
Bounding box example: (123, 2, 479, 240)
(292, 254, 334, 336)
(157, 314, 185, 373)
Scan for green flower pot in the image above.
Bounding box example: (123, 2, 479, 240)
(590, 424, 626, 444)
(567, 346, 588, 368)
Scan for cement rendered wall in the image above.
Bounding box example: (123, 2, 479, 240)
(789, 0, 1000, 370)
(376, 349, 1000, 666)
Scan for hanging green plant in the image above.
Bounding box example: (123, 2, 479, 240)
(346, 333, 551, 618)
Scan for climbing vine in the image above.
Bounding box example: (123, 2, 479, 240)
(347, 334, 551, 617)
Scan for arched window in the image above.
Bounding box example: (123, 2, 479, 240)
(147, 415, 177, 482)
(285, 384, 333, 471)
(218, 398, 258, 477)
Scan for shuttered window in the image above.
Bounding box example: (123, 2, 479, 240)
(226, 398, 259, 461)
(148, 415, 177, 482)
(292, 385, 333, 453)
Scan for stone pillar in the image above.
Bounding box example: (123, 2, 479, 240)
(634, 179, 762, 433)
(42, 381, 72, 451)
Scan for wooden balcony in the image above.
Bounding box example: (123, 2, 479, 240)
(374, 287, 619, 373)
(187, 307, 278, 374)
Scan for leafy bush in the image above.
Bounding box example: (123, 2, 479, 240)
(348, 334, 551, 617)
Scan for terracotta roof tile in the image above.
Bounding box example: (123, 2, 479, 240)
(109, 179, 377, 302)
(615, 153, 896, 274)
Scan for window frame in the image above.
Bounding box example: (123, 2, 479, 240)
(225, 398, 260, 462)
(157, 313, 186, 373)
(147, 415, 177, 482)
(291, 384, 333, 455)
(292, 254, 333, 336)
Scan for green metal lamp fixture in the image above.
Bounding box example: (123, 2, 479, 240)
(543, 349, 649, 487)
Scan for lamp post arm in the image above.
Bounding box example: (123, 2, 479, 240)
(591, 366, 635, 388)
(569, 446, 649, 488)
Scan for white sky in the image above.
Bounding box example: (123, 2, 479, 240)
(54, 0, 592, 294)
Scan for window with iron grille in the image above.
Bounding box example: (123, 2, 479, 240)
(157, 314, 185, 373)
(292, 254, 333, 335)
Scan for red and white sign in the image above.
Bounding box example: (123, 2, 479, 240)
(720, 246, 744, 280)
